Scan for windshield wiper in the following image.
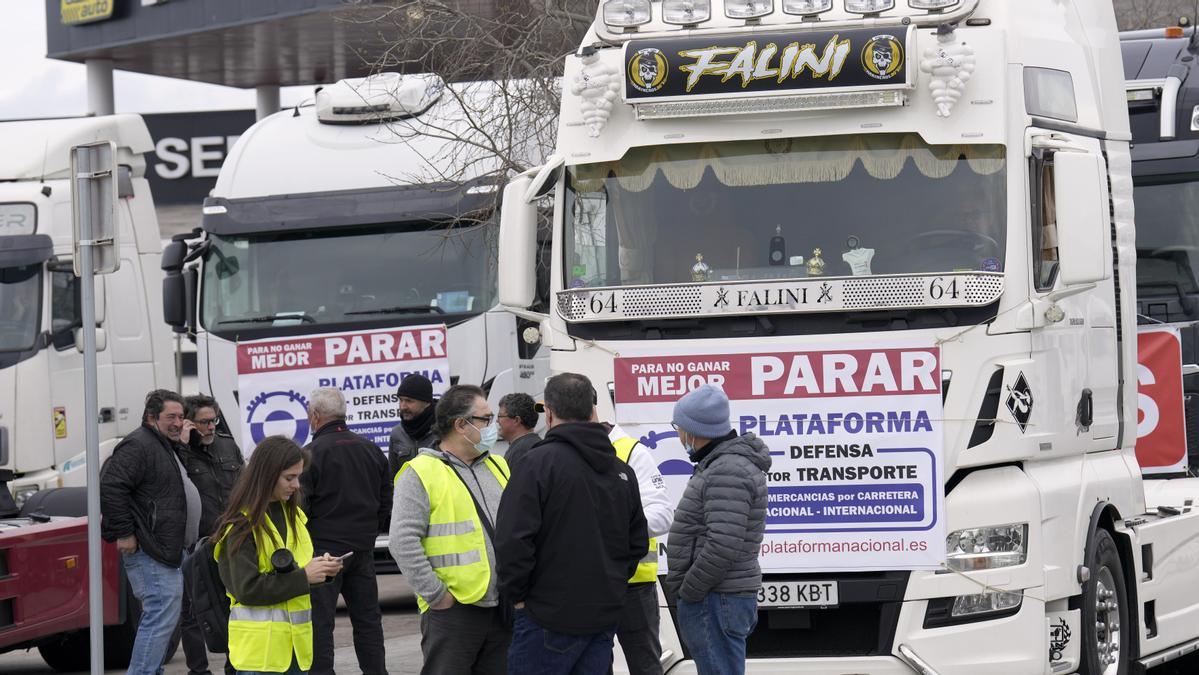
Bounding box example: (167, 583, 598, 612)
(344, 305, 445, 316)
(218, 312, 317, 325)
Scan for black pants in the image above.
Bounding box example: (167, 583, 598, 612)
(613, 583, 663, 675)
(310, 548, 387, 675)
(419, 601, 510, 675)
(179, 563, 235, 675)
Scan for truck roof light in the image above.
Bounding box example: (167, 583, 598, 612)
(1165, 26, 1186, 38)
(603, 0, 652, 27)
(845, 0, 895, 14)
(909, 0, 959, 10)
(782, 0, 832, 15)
(634, 89, 905, 119)
(726, 0, 774, 19)
(201, 205, 228, 215)
(314, 72, 444, 124)
(663, 0, 711, 24)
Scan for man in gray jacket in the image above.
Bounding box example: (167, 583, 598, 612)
(665, 385, 770, 675)
(388, 384, 509, 674)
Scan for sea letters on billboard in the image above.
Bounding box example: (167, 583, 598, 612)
(614, 341, 945, 572)
(235, 325, 450, 452)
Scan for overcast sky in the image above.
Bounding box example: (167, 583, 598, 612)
(0, 1, 307, 120)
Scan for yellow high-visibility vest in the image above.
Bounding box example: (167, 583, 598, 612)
(613, 435, 659, 584)
(214, 505, 314, 673)
(400, 453, 510, 613)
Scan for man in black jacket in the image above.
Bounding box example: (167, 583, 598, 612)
(388, 373, 438, 479)
(496, 373, 648, 674)
(302, 387, 392, 675)
(497, 392, 540, 471)
(101, 389, 202, 675)
(178, 394, 243, 675)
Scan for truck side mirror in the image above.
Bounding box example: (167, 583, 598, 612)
(1053, 152, 1111, 286)
(162, 240, 186, 273)
(163, 272, 188, 332)
(499, 174, 537, 309)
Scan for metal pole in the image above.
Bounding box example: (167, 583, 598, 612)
(176, 333, 183, 394)
(85, 59, 115, 117)
(79, 152, 105, 674)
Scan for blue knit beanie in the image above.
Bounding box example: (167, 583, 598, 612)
(672, 385, 732, 439)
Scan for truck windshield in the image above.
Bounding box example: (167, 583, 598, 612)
(1133, 178, 1199, 295)
(201, 220, 496, 331)
(0, 264, 40, 352)
(565, 134, 1006, 287)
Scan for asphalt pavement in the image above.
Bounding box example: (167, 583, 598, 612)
(5, 575, 1199, 674)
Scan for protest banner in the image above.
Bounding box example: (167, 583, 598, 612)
(235, 324, 450, 451)
(1137, 327, 1188, 475)
(614, 341, 945, 571)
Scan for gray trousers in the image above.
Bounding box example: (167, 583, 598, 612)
(419, 601, 510, 675)
(614, 582, 664, 675)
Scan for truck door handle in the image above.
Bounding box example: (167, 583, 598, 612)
(99, 408, 115, 424)
(1076, 389, 1093, 433)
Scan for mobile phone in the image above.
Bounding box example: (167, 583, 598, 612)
(336, 551, 354, 561)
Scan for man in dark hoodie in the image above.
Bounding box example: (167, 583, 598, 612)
(496, 372, 648, 674)
(302, 387, 392, 675)
(389, 373, 439, 479)
(665, 385, 770, 675)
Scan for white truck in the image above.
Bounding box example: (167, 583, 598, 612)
(498, 1, 1199, 673)
(0, 115, 175, 506)
(161, 74, 547, 566)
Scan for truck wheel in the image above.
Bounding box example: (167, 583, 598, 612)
(1080, 529, 1130, 675)
(37, 631, 90, 672)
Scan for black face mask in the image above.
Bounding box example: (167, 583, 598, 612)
(402, 403, 435, 440)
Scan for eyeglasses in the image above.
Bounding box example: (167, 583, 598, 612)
(194, 417, 221, 427)
(466, 414, 495, 426)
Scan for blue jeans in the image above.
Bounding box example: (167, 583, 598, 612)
(676, 593, 758, 675)
(122, 549, 184, 675)
(508, 608, 616, 675)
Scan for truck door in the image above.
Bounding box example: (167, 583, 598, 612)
(47, 262, 117, 471)
(1028, 132, 1120, 451)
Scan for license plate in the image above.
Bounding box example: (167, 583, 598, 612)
(756, 580, 839, 608)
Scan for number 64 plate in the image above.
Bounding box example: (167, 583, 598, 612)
(757, 580, 839, 608)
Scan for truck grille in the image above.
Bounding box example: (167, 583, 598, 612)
(669, 571, 909, 659)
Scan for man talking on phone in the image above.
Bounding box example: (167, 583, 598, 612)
(302, 387, 393, 675)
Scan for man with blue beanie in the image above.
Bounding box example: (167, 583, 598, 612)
(665, 385, 770, 675)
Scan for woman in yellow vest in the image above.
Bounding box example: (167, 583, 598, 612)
(213, 436, 343, 674)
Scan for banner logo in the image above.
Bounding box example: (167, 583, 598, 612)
(629, 48, 669, 94)
(245, 390, 311, 445)
(862, 34, 904, 81)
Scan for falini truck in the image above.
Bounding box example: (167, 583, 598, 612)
(498, 0, 1199, 673)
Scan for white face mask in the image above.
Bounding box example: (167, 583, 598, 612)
(468, 419, 499, 454)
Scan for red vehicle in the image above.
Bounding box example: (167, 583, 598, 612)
(0, 477, 144, 671)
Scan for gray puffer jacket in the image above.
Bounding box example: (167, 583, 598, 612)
(665, 432, 771, 603)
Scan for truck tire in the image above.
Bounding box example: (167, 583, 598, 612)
(1079, 529, 1130, 675)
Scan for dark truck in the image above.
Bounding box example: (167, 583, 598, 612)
(1122, 22, 1199, 469)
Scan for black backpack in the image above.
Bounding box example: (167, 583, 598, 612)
(183, 535, 231, 652)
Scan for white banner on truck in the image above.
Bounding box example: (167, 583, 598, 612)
(613, 341, 946, 571)
(235, 325, 450, 452)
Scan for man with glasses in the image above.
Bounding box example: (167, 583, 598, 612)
(101, 389, 203, 675)
(389, 384, 511, 674)
(178, 394, 244, 675)
(496, 393, 540, 471)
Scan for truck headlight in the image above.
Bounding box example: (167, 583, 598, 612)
(946, 523, 1027, 571)
(603, 0, 652, 27)
(725, 0, 774, 19)
(844, 0, 895, 13)
(663, 0, 711, 24)
(783, 0, 833, 15)
(908, 0, 959, 9)
(13, 485, 39, 508)
(924, 590, 1023, 627)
